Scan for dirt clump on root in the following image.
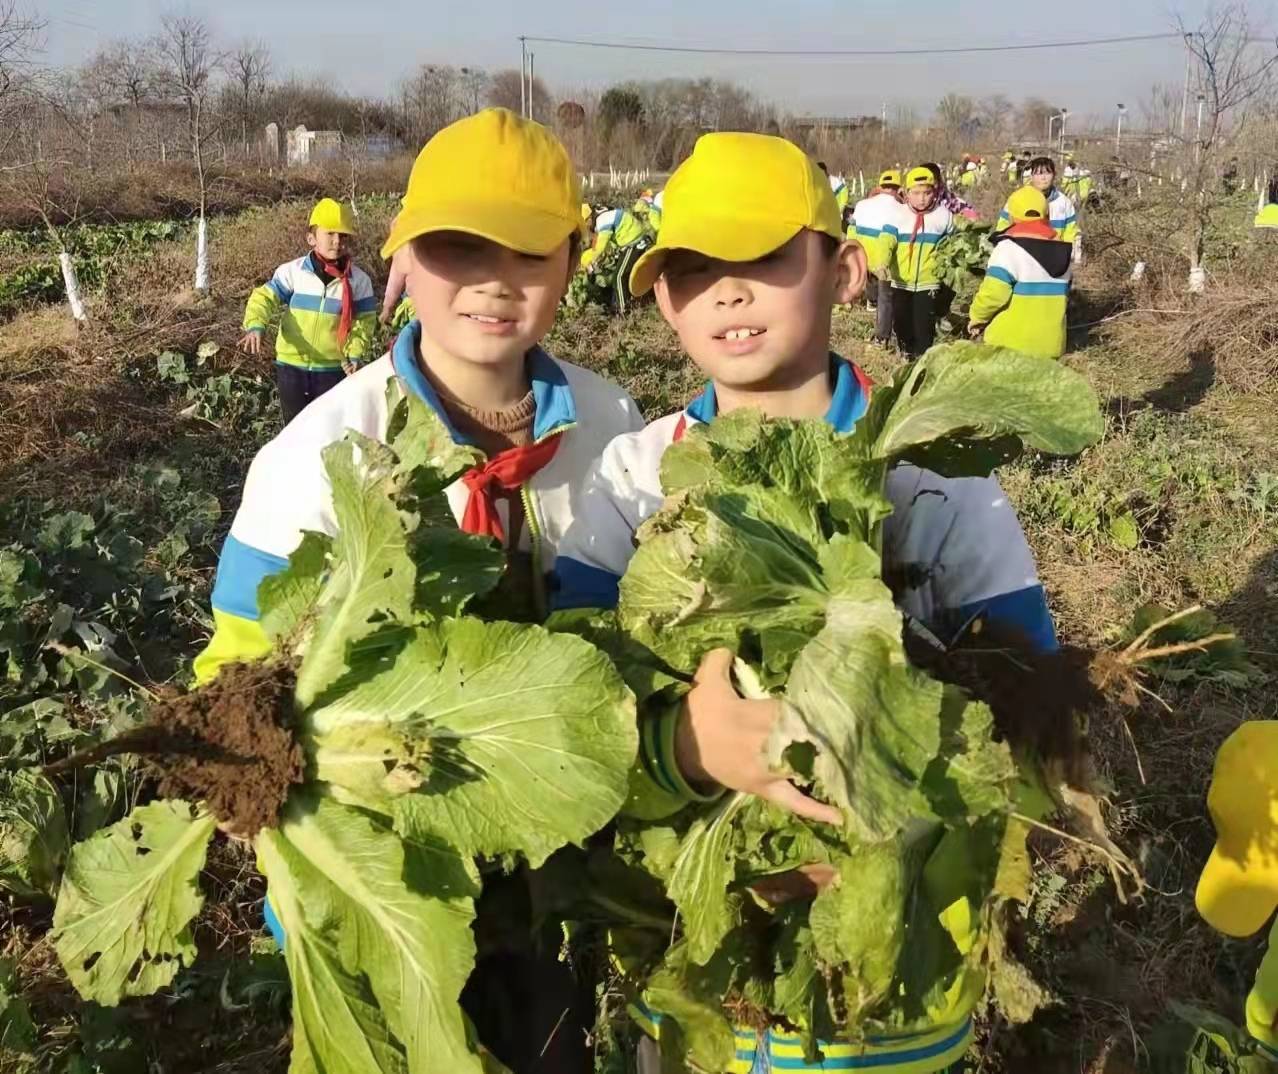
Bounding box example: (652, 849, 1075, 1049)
(149, 661, 304, 837)
(906, 622, 1141, 786)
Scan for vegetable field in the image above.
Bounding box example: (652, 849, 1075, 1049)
(1, 184, 1276, 1074)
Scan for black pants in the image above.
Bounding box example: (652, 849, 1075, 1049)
(891, 287, 937, 358)
(461, 869, 595, 1074)
(613, 235, 654, 315)
(874, 277, 895, 343)
(275, 364, 345, 424)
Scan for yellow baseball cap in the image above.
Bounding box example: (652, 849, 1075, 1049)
(1196, 721, 1278, 937)
(381, 108, 582, 260)
(628, 132, 842, 297)
(310, 198, 357, 235)
(878, 169, 903, 188)
(1007, 186, 1050, 222)
(905, 166, 936, 189)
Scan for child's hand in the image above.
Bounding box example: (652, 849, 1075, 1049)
(237, 330, 263, 355)
(342, 359, 359, 376)
(967, 322, 984, 339)
(675, 649, 842, 826)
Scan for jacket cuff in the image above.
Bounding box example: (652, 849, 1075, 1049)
(639, 705, 724, 803)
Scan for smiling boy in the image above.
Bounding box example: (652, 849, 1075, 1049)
(195, 109, 644, 1073)
(554, 131, 1059, 1073)
(239, 198, 378, 424)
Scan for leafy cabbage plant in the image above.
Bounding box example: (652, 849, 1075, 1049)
(611, 343, 1104, 1069)
(47, 383, 638, 1073)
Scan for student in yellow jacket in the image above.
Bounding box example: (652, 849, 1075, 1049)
(1196, 721, 1278, 1063)
(880, 166, 956, 357)
(238, 198, 377, 424)
(968, 187, 1071, 360)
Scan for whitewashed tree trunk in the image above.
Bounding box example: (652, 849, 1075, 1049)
(59, 252, 86, 322)
(194, 216, 210, 292)
(1188, 265, 1206, 293)
(1131, 261, 1146, 282)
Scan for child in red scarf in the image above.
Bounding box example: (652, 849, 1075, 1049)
(239, 198, 377, 423)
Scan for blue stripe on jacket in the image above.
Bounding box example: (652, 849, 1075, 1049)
(1013, 280, 1070, 296)
(958, 584, 1058, 653)
(210, 534, 289, 620)
(986, 266, 1015, 286)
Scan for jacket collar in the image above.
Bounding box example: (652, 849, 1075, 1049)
(685, 354, 871, 434)
(391, 320, 577, 445)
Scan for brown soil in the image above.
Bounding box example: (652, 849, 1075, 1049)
(906, 622, 1141, 786)
(151, 661, 304, 837)
(47, 661, 304, 837)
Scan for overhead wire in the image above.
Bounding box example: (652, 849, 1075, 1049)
(517, 31, 1183, 58)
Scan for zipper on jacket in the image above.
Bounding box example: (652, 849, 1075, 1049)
(521, 420, 577, 621)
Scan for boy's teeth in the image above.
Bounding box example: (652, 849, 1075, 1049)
(470, 315, 502, 323)
(724, 328, 761, 341)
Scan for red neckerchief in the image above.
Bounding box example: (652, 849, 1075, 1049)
(1005, 220, 1057, 240)
(671, 361, 874, 442)
(907, 191, 939, 261)
(313, 252, 354, 346)
(460, 436, 562, 543)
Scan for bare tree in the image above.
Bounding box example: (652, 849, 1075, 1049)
(936, 93, 977, 136)
(976, 93, 1014, 144)
(459, 66, 488, 115)
(487, 68, 552, 121)
(152, 13, 222, 291)
(226, 39, 271, 157)
(1178, 3, 1278, 288)
(0, 1, 44, 156)
(400, 63, 464, 143)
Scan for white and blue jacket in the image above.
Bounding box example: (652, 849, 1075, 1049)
(193, 321, 644, 684)
(553, 355, 1056, 651)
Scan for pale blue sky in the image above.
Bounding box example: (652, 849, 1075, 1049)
(40, 0, 1239, 122)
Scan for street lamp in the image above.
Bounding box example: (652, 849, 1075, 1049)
(1047, 108, 1069, 155)
(1116, 103, 1127, 154)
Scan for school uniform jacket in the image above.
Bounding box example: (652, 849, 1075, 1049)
(243, 253, 378, 369)
(850, 190, 903, 273)
(970, 227, 1073, 359)
(883, 201, 956, 293)
(193, 321, 645, 684)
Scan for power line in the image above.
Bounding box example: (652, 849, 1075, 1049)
(519, 31, 1181, 58)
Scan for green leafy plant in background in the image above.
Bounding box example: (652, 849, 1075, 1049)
(605, 343, 1105, 1067)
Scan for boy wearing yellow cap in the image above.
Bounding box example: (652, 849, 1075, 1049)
(967, 186, 1072, 360)
(1198, 721, 1278, 1062)
(850, 169, 903, 344)
(238, 198, 378, 424)
(555, 131, 1062, 1073)
(199, 108, 645, 1072)
(877, 166, 956, 357)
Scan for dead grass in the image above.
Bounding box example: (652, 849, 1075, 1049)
(0, 157, 412, 230)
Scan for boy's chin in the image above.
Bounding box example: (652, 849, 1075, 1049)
(693, 352, 794, 392)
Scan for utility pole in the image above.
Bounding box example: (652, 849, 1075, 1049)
(520, 37, 527, 118)
(529, 52, 535, 120)
(1116, 103, 1126, 154)
(1059, 108, 1068, 155)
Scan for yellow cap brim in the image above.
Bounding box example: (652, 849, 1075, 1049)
(1196, 841, 1278, 937)
(381, 203, 576, 260)
(629, 217, 805, 297)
